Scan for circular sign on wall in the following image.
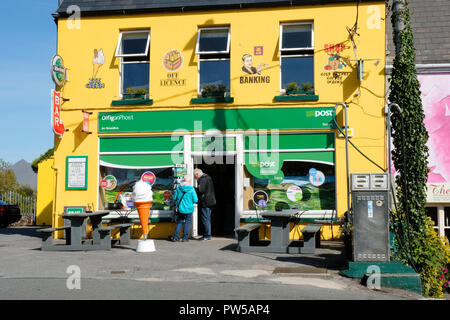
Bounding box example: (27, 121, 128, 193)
(162, 49, 184, 72)
(286, 185, 303, 202)
(253, 190, 269, 208)
(141, 171, 156, 186)
(51, 55, 66, 87)
(101, 175, 117, 191)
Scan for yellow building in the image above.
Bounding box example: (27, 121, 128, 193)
(45, 0, 387, 240)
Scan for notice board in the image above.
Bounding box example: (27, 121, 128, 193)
(66, 156, 88, 190)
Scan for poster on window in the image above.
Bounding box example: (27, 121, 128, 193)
(99, 166, 175, 210)
(66, 156, 88, 190)
(252, 162, 335, 211)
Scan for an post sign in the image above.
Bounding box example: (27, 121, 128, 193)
(51, 55, 66, 87)
(51, 90, 65, 138)
(98, 107, 336, 133)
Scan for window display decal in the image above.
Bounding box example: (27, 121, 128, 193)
(86, 49, 105, 88)
(141, 171, 156, 186)
(309, 168, 325, 187)
(100, 175, 117, 191)
(286, 185, 303, 202)
(253, 190, 269, 208)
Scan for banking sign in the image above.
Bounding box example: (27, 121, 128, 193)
(98, 107, 336, 133)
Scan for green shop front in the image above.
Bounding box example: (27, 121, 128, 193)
(97, 107, 337, 238)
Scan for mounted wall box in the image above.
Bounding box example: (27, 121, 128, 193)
(351, 173, 390, 262)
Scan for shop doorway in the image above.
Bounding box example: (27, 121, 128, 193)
(194, 156, 236, 237)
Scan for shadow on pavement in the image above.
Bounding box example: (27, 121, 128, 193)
(0, 226, 42, 239)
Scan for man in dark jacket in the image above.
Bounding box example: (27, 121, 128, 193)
(194, 168, 216, 241)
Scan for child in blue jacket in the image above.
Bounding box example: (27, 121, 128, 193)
(170, 177, 198, 242)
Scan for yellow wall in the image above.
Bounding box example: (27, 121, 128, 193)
(35, 158, 54, 226)
(51, 2, 386, 239)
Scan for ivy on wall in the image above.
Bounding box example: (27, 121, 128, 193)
(388, 0, 449, 298)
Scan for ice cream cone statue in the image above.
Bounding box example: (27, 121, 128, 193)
(132, 180, 153, 240)
(92, 49, 105, 78)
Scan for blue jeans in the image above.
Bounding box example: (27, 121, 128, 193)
(173, 213, 192, 240)
(200, 207, 212, 238)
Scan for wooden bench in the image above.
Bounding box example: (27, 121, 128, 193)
(95, 223, 133, 248)
(299, 224, 322, 254)
(235, 223, 263, 252)
(37, 226, 71, 250)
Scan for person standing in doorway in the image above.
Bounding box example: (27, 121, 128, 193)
(194, 168, 216, 241)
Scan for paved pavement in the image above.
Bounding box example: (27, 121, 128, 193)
(0, 226, 424, 302)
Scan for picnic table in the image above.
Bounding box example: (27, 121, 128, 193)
(37, 210, 133, 251)
(235, 210, 322, 254)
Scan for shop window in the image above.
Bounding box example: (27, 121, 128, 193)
(244, 160, 335, 212)
(99, 166, 174, 211)
(279, 22, 314, 93)
(115, 30, 150, 96)
(445, 207, 450, 242)
(195, 27, 230, 97)
(425, 207, 439, 231)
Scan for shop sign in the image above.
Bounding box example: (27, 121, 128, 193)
(51, 55, 66, 87)
(51, 90, 65, 138)
(240, 53, 270, 84)
(141, 171, 156, 186)
(163, 49, 183, 72)
(253, 190, 269, 208)
(426, 183, 450, 203)
(98, 107, 336, 133)
(82, 112, 90, 133)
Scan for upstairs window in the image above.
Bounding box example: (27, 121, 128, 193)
(279, 23, 314, 93)
(195, 27, 231, 97)
(115, 30, 150, 95)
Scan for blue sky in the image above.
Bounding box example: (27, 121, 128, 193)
(0, 1, 56, 165)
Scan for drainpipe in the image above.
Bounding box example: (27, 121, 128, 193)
(51, 164, 59, 233)
(334, 103, 350, 223)
(392, 0, 405, 57)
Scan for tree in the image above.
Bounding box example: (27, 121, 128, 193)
(0, 159, 18, 193)
(388, 0, 448, 297)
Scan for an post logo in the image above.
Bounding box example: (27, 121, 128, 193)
(315, 110, 334, 117)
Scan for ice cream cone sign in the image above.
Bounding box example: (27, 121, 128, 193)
(92, 49, 105, 78)
(132, 180, 153, 239)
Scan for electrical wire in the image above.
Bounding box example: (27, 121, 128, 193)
(333, 117, 386, 172)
